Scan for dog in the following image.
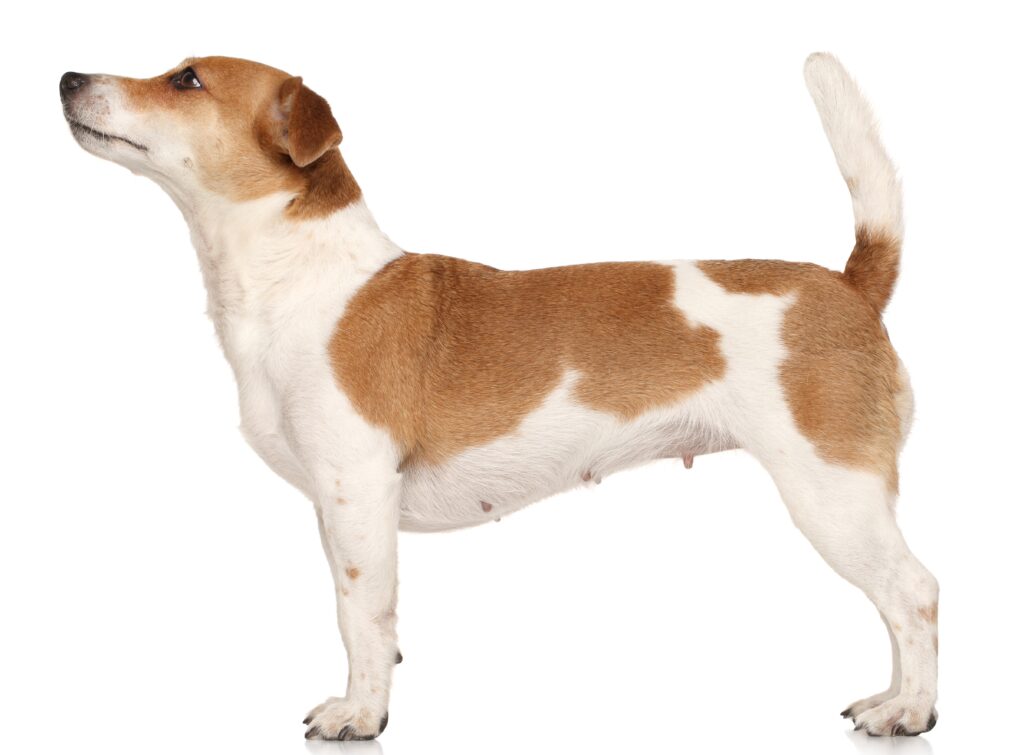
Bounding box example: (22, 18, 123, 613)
(60, 52, 938, 739)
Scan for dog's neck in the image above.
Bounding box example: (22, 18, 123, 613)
(171, 183, 402, 368)
(284, 150, 365, 220)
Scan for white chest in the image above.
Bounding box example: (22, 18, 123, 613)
(185, 196, 403, 498)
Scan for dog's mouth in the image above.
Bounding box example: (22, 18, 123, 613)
(67, 119, 148, 153)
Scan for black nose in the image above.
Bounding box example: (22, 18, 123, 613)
(60, 71, 89, 99)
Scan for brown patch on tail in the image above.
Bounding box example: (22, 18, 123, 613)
(843, 227, 901, 313)
(330, 254, 726, 468)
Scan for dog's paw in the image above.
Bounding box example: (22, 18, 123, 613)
(302, 697, 389, 741)
(840, 689, 898, 720)
(850, 696, 937, 736)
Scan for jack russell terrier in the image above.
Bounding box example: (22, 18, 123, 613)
(60, 52, 938, 740)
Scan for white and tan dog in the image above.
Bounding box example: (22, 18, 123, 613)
(60, 53, 938, 739)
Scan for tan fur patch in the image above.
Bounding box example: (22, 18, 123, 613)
(845, 226, 901, 313)
(697, 259, 902, 490)
(346, 567, 361, 580)
(918, 602, 939, 624)
(119, 57, 359, 218)
(329, 254, 726, 467)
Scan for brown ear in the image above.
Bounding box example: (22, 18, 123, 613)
(274, 76, 342, 168)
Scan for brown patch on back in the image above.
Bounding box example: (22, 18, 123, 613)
(119, 56, 360, 218)
(698, 259, 902, 490)
(346, 566, 361, 580)
(330, 254, 725, 467)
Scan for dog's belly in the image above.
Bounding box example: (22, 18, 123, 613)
(398, 374, 733, 532)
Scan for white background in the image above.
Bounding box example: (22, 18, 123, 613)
(2, 2, 1022, 754)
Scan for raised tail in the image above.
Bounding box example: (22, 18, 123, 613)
(804, 53, 903, 312)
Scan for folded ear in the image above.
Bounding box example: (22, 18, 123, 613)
(273, 76, 342, 168)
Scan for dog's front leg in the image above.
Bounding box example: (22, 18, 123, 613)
(302, 466, 400, 741)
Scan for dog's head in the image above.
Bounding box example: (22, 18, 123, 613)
(60, 56, 354, 214)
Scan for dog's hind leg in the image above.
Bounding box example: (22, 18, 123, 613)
(839, 359, 919, 721)
(761, 453, 938, 736)
(840, 611, 901, 720)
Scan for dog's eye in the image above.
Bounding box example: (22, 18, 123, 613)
(172, 67, 202, 90)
